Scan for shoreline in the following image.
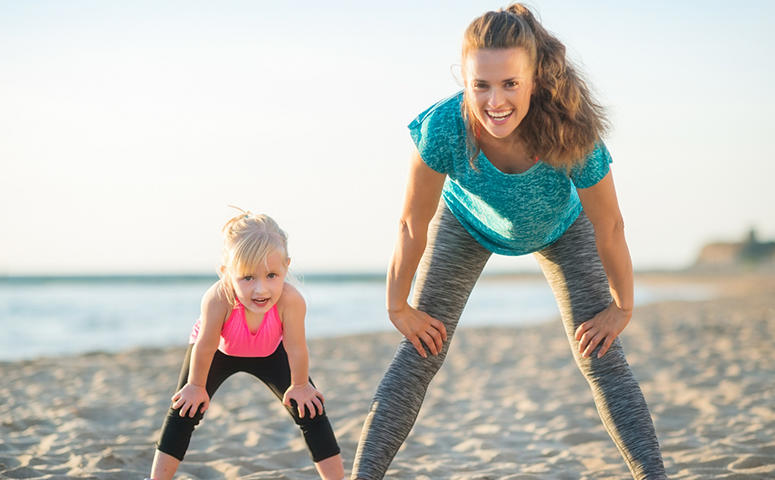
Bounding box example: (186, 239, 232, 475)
(1, 271, 754, 364)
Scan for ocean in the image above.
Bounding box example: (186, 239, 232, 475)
(0, 273, 712, 361)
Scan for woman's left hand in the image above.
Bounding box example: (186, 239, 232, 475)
(282, 382, 324, 419)
(574, 301, 632, 358)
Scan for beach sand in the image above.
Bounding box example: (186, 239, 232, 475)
(1, 273, 773, 479)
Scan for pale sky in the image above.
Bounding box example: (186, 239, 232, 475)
(2, 1, 774, 274)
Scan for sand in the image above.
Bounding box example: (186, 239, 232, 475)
(1, 273, 774, 479)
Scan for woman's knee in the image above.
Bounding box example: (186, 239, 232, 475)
(575, 341, 631, 381)
(398, 338, 447, 374)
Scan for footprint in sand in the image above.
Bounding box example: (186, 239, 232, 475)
(729, 454, 773, 470)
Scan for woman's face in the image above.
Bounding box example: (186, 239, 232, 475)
(464, 47, 535, 140)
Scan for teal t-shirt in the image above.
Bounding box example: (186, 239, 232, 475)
(408, 91, 612, 256)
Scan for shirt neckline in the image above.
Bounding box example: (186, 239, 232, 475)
(236, 300, 272, 336)
(476, 150, 543, 177)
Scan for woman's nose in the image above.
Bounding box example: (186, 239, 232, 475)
(487, 88, 503, 108)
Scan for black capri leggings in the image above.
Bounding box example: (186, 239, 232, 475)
(156, 342, 340, 463)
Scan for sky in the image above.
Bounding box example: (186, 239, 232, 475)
(1, 1, 774, 275)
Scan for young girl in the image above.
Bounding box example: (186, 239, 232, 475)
(352, 4, 665, 480)
(149, 209, 344, 480)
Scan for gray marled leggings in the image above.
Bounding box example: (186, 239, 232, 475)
(352, 204, 665, 479)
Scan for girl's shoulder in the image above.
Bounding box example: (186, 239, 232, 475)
(201, 280, 230, 307)
(276, 282, 306, 322)
(199, 280, 232, 327)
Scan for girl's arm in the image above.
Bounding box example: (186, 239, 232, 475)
(279, 284, 324, 418)
(386, 148, 448, 358)
(172, 281, 229, 417)
(576, 170, 633, 358)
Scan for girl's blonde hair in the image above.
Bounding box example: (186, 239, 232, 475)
(461, 3, 608, 170)
(218, 207, 289, 306)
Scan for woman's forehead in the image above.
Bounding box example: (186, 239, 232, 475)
(465, 47, 533, 77)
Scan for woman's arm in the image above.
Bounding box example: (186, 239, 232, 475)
(576, 170, 633, 358)
(386, 147, 448, 358)
(172, 281, 229, 417)
(279, 284, 324, 418)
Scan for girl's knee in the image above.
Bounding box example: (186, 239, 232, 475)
(299, 415, 340, 462)
(156, 409, 203, 462)
(166, 406, 205, 426)
(287, 401, 327, 425)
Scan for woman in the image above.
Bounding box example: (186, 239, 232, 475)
(352, 4, 665, 480)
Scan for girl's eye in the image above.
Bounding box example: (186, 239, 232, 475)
(243, 276, 254, 281)
(267, 273, 277, 279)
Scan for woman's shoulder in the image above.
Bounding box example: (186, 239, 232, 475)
(409, 91, 464, 130)
(408, 91, 467, 174)
(569, 141, 613, 189)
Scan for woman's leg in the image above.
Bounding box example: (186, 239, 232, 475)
(247, 343, 344, 479)
(151, 346, 235, 480)
(533, 212, 666, 480)
(352, 204, 492, 480)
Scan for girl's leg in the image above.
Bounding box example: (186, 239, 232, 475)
(533, 212, 666, 480)
(246, 343, 344, 479)
(150, 346, 235, 480)
(352, 204, 492, 480)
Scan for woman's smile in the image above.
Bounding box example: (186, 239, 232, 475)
(485, 108, 514, 124)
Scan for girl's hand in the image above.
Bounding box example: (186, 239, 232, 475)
(283, 382, 324, 419)
(172, 383, 210, 418)
(574, 301, 632, 358)
(388, 303, 447, 358)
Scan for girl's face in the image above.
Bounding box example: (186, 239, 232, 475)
(228, 249, 289, 317)
(464, 47, 535, 140)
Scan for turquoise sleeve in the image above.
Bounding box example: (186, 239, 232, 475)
(407, 106, 452, 174)
(570, 142, 613, 189)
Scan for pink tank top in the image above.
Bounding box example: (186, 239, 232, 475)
(189, 300, 283, 357)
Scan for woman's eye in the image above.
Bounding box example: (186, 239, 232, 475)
(505, 81, 519, 88)
(472, 82, 487, 90)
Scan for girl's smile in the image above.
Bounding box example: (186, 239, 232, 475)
(251, 296, 271, 309)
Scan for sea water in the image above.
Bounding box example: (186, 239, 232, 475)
(0, 274, 711, 361)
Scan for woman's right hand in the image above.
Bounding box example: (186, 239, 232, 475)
(172, 383, 210, 418)
(388, 303, 447, 358)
